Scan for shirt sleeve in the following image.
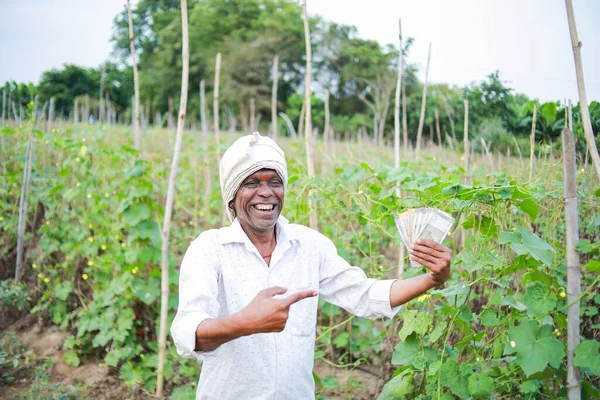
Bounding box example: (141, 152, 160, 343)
(170, 232, 221, 360)
(318, 235, 401, 319)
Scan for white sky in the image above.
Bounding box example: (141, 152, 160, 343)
(1, 0, 598, 102)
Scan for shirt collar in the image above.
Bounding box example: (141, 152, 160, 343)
(218, 215, 297, 247)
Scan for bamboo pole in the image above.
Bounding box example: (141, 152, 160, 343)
(529, 104, 537, 181)
(415, 43, 431, 152)
(156, 0, 189, 396)
(271, 54, 279, 139)
(1, 89, 5, 125)
(565, 0, 600, 180)
(402, 82, 408, 153)
(562, 126, 581, 400)
(480, 137, 495, 173)
(302, 0, 317, 230)
(463, 100, 469, 182)
(297, 100, 305, 141)
(434, 109, 442, 147)
(73, 99, 79, 126)
(99, 63, 105, 124)
(250, 97, 255, 132)
(394, 19, 406, 276)
(278, 112, 296, 138)
(213, 52, 222, 158)
(324, 89, 330, 147)
(15, 136, 34, 282)
(127, 0, 142, 150)
(394, 19, 403, 174)
(200, 80, 211, 217)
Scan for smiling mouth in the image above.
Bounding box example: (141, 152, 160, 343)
(253, 204, 275, 212)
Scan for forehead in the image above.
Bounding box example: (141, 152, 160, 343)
(243, 168, 280, 181)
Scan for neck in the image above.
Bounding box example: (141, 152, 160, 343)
(239, 221, 277, 248)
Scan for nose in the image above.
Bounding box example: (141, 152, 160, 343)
(257, 182, 273, 197)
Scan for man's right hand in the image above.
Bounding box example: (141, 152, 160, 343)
(236, 286, 318, 335)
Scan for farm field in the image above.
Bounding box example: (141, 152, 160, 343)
(1, 120, 599, 399)
(2, 0, 600, 399)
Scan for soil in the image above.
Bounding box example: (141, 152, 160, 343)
(1, 313, 383, 399)
(0, 314, 143, 400)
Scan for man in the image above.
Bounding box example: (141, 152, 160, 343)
(171, 132, 451, 399)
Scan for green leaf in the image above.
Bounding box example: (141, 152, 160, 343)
(574, 340, 600, 376)
(122, 204, 152, 226)
(377, 370, 415, 400)
(518, 199, 539, 221)
(440, 358, 469, 398)
(1, 127, 16, 135)
(519, 380, 539, 394)
(54, 281, 73, 301)
(508, 319, 565, 376)
(585, 260, 600, 272)
(479, 308, 501, 327)
(575, 239, 594, 254)
(398, 310, 432, 341)
(454, 249, 484, 273)
(391, 333, 420, 366)
(523, 282, 557, 316)
(333, 332, 349, 349)
(499, 228, 554, 266)
(467, 373, 494, 398)
(427, 321, 447, 344)
(63, 350, 81, 367)
(411, 355, 428, 370)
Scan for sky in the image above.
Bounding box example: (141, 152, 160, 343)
(0, 0, 598, 103)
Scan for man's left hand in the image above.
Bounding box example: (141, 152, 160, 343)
(409, 239, 451, 286)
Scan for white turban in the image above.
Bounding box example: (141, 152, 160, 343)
(219, 132, 288, 222)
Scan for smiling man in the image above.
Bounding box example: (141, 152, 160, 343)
(170, 132, 451, 399)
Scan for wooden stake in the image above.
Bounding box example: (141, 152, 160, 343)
(565, 0, 600, 180)
(463, 99, 470, 182)
(99, 63, 106, 123)
(127, 0, 142, 150)
(562, 126, 581, 399)
(156, 0, 189, 396)
(213, 52, 221, 160)
(271, 55, 279, 139)
(15, 136, 34, 282)
(200, 80, 211, 217)
(529, 104, 537, 181)
(73, 99, 79, 126)
(394, 18, 403, 174)
(278, 112, 296, 138)
(415, 43, 431, 151)
(250, 97, 255, 132)
(480, 137, 495, 173)
(297, 99, 305, 141)
(434, 109, 442, 147)
(402, 83, 408, 153)
(302, 0, 317, 230)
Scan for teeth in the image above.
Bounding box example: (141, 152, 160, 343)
(255, 204, 274, 211)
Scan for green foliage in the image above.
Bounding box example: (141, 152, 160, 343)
(507, 319, 565, 376)
(0, 280, 31, 311)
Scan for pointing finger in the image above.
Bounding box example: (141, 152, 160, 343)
(284, 290, 318, 307)
(263, 286, 288, 298)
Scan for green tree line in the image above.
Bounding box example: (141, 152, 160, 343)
(2, 0, 599, 155)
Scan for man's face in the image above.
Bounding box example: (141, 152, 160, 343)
(231, 169, 284, 235)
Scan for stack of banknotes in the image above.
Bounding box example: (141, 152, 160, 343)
(395, 208, 455, 265)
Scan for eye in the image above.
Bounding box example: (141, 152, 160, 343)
(244, 181, 259, 188)
(269, 180, 283, 188)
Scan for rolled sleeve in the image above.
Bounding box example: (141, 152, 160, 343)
(318, 234, 401, 320)
(170, 232, 221, 360)
(367, 279, 402, 319)
(170, 311, 217, 360)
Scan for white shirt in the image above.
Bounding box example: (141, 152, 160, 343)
(170, 217, 400, 400)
